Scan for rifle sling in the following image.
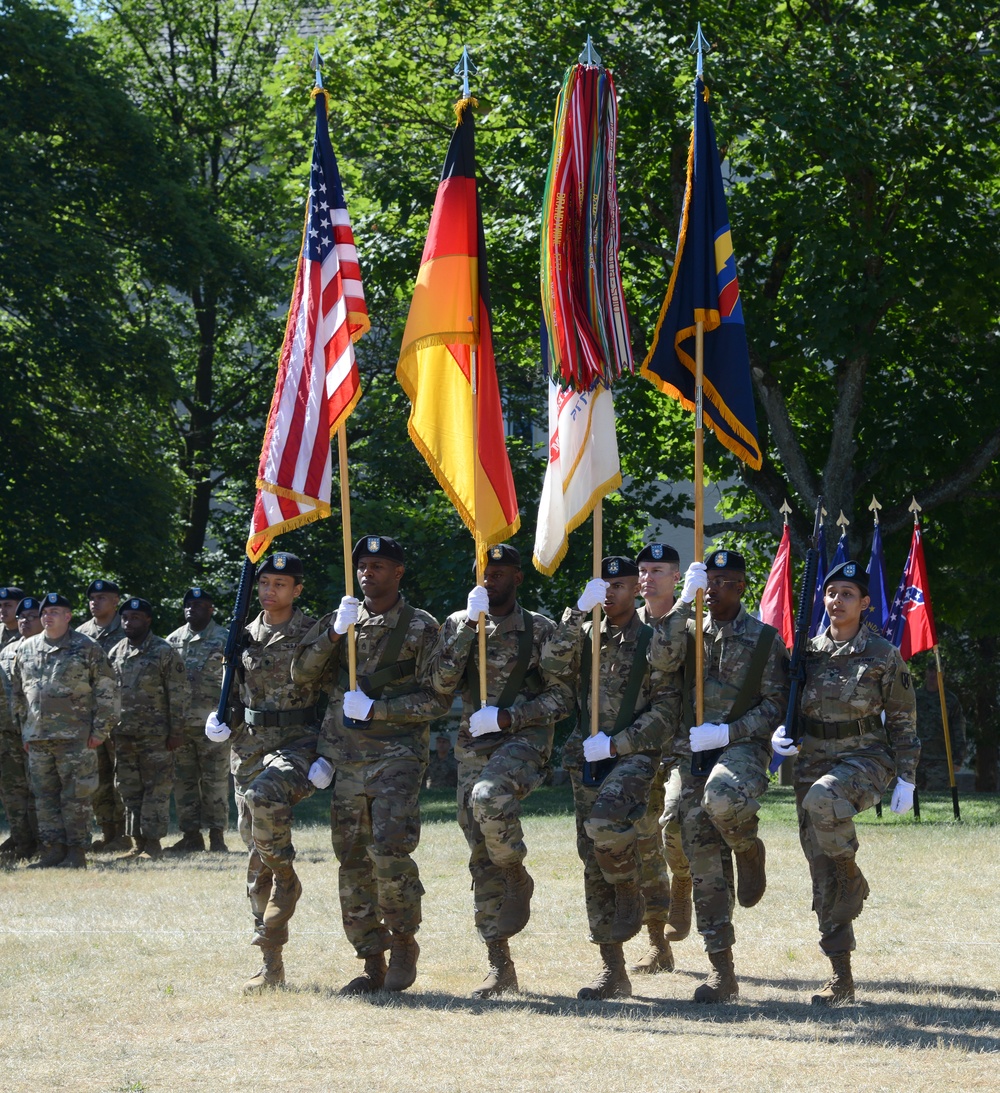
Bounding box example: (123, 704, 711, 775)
(465, 607, 534, 710)
(580, 620, 654, 735)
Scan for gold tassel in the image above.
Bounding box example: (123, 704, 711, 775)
(454, 95, 479, 123)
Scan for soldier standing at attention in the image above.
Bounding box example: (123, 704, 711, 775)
(772, 561, 919, 1005)
(654, 551, 789, 1003)
(292, 535, 444, 995)
(77, 579, 130, 853)
(11, 593, 117, 868)
(0, 586, 26, 650)
(0, 597, 42, 861)
(542, 556, 675, 1001)
(166, 588, 230, 853)
(630, 542, 692, 975)
(427, 544, 570, 999)
(204, 553, 325, 994)
(424, 733, 459, 789)
(109, 597, 187, 861)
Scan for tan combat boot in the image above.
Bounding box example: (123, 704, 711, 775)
(384, 932, 420, 992)
(208, 828, 229, 853)
(340, 952, 387, 995)
(28, 844, 67, 869)
(610, 880, 645, 943)
(496, 863, 534, 938)
(735, 837, 767, 908)
(58, 848, 88, 869)
(830, 858, 870, 923)
(263, 864, 302, 929)
(629, 921, 675, 974)
(693, 947, 739, 1003)
(812, 952, 855, 1006)
(166, 831, 205, 854)
(243, 947, 285, 993)
(471, 939, 518, 999)
(664, 872, 692, 941)
(138, 837, 163, 861)
(577, 943, 632, 1000)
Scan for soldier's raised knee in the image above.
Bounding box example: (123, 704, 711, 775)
(801, 779, 852, 825)
(471, 777, 513, 821)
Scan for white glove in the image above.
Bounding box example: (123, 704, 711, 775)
(308, 757, 334, 789)
(890, 778, 915, 815)
(577, 578, 609, 613)
(690, 722, 730, 752)
(333, 596, 360, 635)
(205, 712, 231, 742)
(583, 732, 614, 762)
(770, 724, 800, 757)
(466, 585, 489, 624)
(681, 561, 709, 603)
(343, 689, 374, 721)
(469, 706, 502, 737)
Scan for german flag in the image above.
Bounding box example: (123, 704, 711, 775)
(396, 99, 520, 563)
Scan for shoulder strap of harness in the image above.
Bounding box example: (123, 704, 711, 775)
(465, 606, 534, 709)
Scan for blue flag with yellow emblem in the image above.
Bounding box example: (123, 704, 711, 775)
(640, 77, 760, 468)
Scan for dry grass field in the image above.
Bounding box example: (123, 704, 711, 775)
(1, 786, 997, 1092)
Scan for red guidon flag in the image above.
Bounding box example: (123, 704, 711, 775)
(759, 522, 794, 649)
(396, 98, 520, 564)
(247, 89, 368, 562)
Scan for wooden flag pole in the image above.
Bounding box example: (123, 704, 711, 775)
(590, 500, 603, 736)
(694, 319, 705, 725)
(471, 347, 488, 707)
(932, 645, 961, 820)
(338, 426, 358, 691)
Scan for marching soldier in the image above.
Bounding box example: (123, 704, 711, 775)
(541, 556, 675, 1001)
(772, 560, 919, 1005)
(292, 535, 444, 995)
(0, 596, 41, 861)
(427, 544, 570, 998)
(166, 588, 230, 853)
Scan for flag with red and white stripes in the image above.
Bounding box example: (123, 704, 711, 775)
(247, 89, 368, 562)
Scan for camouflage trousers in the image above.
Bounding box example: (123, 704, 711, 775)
(236, 748, 314, 949)
(457, 739, 548, 942)
(28, 739, 98, 850)
(0, 730, 36, 846)
(636, 762, 691, 924)
(114, 736, 175, 841)
(667, 742, 769, 953)
(796, 753, 890, 954)
(172, 725, 230, 833)
(91, 737, 125, 826)
(331, 757, 425, 956)
(569, 753, 657, 945)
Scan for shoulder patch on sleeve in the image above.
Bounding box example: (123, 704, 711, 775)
(901, 671, 911, 690)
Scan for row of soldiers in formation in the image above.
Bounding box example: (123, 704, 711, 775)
(1, 537, 921, 1007)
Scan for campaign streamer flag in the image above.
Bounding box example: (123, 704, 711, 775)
(861, 521, 889, 636)
(818, 528, 849, 631)
(759, 523, 794, 649)
(640, 76, 761, 468)
(533, 378, 621, 575)
(248, 90, 369, 562)
(885, 520, 937, 660)
(396, 99, 519, 563)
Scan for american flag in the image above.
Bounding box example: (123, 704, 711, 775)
(884, 520, 937, 660)
(247, 89, 368, 562)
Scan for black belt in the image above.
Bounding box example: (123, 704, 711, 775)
(243, 706, 316, 729)
(800, 714, 882, 740)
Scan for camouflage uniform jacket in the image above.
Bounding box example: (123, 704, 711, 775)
(541, 607, 675, 768)
(166, 620, 227, 728)
(230, 607, 324, 784)
(651, 600, 789, 757)
(915, 685, 965, 772)
(637, 604, 682, 761)
(77, 613, 124, 653)
(0, 637, 20, 735)
(109, 631, 188, 739)
(797, 626, 920, 784)
(11, 629, 117, 744)
(291, 595, 445, 765)
(428, 603, 570, 760)
(0, 626, 18, 651)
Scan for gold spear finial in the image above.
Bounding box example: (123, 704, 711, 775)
(868, 495, 882, 524)
(779, 499, 792, 524)
(909, 496, 922, 518)
(836, 510, 850, 529)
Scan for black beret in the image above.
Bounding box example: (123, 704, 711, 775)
(0, 586, 26, 602)
(183, 587, 213, 605)
(15, 597, 39, 616)
(706, 549, 746, 573)
(352, 536, 405, 566)
(483, 543, 521, 567)
(601, 555, 639, 579)
(86, 579, 121, 596)
(824, 560, 869, 595)
(40, 592, 72, 610)
(120, 596, 153, 616)
(256, 552, 304, 579)
(637, 542, 680, 565)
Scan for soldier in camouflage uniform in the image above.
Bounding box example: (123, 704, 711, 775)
(915, 659, 965, 790)
(0, 586, 26, 651)
(165, 588, 230, 853)
(109, 597, 187, 861)
(773, 560, 919, 1005)
(427, 544, 570, 999)
(204, 552, 325, 994)
(11, 592, 117, 868)
(541, 556, 675, 1001)
(292, 535, 445, 994)
(0, 597, 41, 861)
(424, 733, 458, 789)
(77, 579, 130, 852)
(654, 551, 789, 1003)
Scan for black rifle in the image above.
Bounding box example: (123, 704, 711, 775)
(215, 556, 256, 724)
(769, 497, 824, 774)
